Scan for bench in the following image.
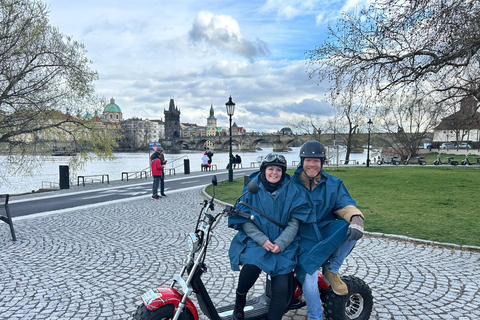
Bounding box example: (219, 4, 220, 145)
(1, 194, 16, 241)
(121, 170, 149, 181)
(77, 174, 110, 186)
(250, 162, 260, 168)
(201, 164, 218, 171)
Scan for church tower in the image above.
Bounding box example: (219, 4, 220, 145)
(164, 98, 181, 139)
(207, 102, 217, 127)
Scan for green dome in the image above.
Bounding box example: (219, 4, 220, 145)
(104, 98, 122, 113)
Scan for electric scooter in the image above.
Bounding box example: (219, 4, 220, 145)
(377, 155, 400, 165)
(403, 153, 426, 165)
(461, 153, 473, 165)
(433, 153, 458, 166)
(133, 176, 373, 320)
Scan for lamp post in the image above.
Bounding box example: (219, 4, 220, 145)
(225, 96, 235, 182)
(366, 118, 373, 167)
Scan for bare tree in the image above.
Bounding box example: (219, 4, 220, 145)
(0, 0, 116, 183)
(332, 93, 365, 164)
(289, 113, 324, 141)
(376, 94, 440, 159)
(306, 0, 480, 111)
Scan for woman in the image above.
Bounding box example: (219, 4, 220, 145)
(150, 152, 163, 199)
(228, 153, 310, 320)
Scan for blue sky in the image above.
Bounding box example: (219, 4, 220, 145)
(47, 0, 368, 133)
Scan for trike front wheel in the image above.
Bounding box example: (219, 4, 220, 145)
(132, 304, 193, 320)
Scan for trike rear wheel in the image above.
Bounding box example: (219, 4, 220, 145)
(323, 275, 373, 320)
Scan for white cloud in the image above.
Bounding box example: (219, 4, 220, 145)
(188, 11, 270, 62)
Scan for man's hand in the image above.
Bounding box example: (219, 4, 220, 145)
(347, 215, 364, 241)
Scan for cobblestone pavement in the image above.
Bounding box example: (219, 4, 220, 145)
(1, 186, 480, 320)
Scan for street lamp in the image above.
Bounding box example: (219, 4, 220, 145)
(366, 118, 373, 167)
(225, 96, 235, 182)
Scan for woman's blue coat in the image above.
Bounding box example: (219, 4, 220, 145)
(228, 171, 311, 276)
(292, 166, 356, 283)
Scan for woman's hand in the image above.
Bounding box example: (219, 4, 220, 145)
(261, 240, 281, 253)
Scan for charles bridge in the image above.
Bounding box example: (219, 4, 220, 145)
(160, 134, 311, 151)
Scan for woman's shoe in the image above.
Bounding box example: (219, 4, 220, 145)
(232, 291, 246, 320)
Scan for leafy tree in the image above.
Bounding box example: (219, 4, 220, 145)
(306, 0, 480, 112)
(0, 0, 116, 187)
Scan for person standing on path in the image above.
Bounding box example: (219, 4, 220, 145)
(150, 152, 163, 199)
(228, 153, 310, 320)
(155, 146, 167, 197)
(293, 140, 365, 320)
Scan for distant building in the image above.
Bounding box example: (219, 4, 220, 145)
(232, 122, 246, 136)
(164, 98, 181, 139)
(103, 98, 123, 122)
(181, 123, 206, 137)
(206, 102, 222, 136)
(433, 96, 480, 144)
(150, 119, 165, 140)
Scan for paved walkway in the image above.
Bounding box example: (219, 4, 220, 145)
(1, 184, 479, 319)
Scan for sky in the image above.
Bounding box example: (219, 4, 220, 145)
(46, 0, 368, 133)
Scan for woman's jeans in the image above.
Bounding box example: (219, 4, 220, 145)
(152, 176, 160, 196)
(302, 239, 356, 320)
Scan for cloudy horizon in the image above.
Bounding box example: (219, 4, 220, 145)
(47, 0, 368, 133)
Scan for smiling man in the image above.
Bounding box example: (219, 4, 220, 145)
(292, 140, 365, 320)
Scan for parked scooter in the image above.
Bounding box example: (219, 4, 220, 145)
(377, 155, 400, 165)
(403, 153, 426, 165)
(133, 176, 373, 320)
(433, 153, 458, 166)
(461, 153, 473, 165)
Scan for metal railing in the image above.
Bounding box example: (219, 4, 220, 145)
(165, 155, 189, 175)
(122, 169, 150, 181)
(42, 181, 60, 190)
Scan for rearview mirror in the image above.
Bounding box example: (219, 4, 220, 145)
(212, 176, 217, 186)
(247, 180, 259, 194)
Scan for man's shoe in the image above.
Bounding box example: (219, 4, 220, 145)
(152, 195, 161, 200)
(161, 194, 167, 197)
(323, 269, 348, 295)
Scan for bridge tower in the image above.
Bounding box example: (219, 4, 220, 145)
(164, 98, 181, 139)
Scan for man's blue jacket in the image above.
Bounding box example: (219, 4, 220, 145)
(292, 166, 357, 283)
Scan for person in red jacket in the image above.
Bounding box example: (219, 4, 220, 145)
(150, 152, 164, 199)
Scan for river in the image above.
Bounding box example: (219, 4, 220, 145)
(0, 146, 376, 195)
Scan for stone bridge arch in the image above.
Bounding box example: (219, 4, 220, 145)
(162, 134, 309, 151)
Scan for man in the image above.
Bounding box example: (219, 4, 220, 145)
(155, 146, 167, 197)
(293, 140, 364, 320)
(206, 149, 214, 165)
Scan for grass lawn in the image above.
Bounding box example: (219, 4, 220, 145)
(207, 165, 480, 247)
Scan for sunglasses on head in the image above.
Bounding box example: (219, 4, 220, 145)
(264, 153, 287, 164)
